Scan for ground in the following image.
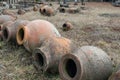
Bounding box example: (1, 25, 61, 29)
(0, 2, 120, 80)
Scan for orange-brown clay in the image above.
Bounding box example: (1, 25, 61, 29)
(62, 21, 73, 31)
(2, 9, 17, 19)
(109, 65, 120, 80)
(0, 15, 16, 24)
(74, 2, 78, 5)
(0, 31, 2, 40)
(33, 6, 38, 11)
(109, 71, 120, 80)
(58, 7, 66, 13)
(17, 9, 26, 15)
(1, 21, 14, 30)
(39, 5, 55, 16)
(33, 37, 75, 73)
(59, 46, 113, 80)
(0, 21, 14, 40)
(66, 8, 80, 14)
(0, 25, 1, 31)
(16, 19, 61, 52)
(60, 4, 69, 7)
(2, 20, 30, 42)
(39, 5, 44, 15)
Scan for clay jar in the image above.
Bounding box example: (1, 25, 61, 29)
(33, 37, 75, 73)
(59, 46, 113, 80)
(17, 9, 26, 15)
(16, 19, 61, 52)
(62, 21, 73, 31)
(2, 20, 30, 42)
(0, 15, 16, 24)
(40, 5, 55, 16)
(1, 21, 14, 30)
(109, 70, 120, 80)
(59, 7, 66, 13)
(33, 6, 38, 11)
(2, 9, 17, 19)
(0, 21, 14, 40)
(60, 3, 69, 8)
(66, 8, 80, 14)
(109, 65, 120, 80)
(0, 31, 2, 40)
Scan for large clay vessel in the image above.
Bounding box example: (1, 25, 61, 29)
(62, 21, 73, 31)
(0, 21, 14, 40)
(59, 46, 113, 80)
(2, 20, 29, 42)
(1, 21, 14, 30)
(33, 6, 38, 11)
(109, 65, 120, 80)
(33, 37, 75, 73)
(0, 31, 2, 40)
(16, 20, 61, 52)
(2, 9, 17, 19)
(0, 15, 16, 24)
(17, 9, 26, 15)
(39, 5, 55, 16)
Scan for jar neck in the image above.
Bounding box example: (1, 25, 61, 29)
(16, 26, 28, 45)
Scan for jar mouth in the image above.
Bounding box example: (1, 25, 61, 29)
(65, 58, 77, 78)
(0, 25, 1, 30)
(59, 54, 82, 80)
(33, 48, 48, 72)
(2, 27, 10, 42)
(34, 52, 45, 67)
(16, 26, 27, 45)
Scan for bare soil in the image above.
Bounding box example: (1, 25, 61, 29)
(0, 2, 120, 80)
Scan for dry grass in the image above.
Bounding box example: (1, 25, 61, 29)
(0, 2, 120, 80)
